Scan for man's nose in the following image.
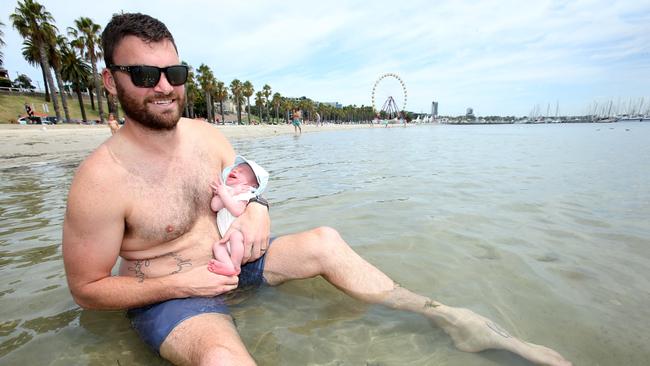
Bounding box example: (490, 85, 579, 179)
(153, 72, 174, 94)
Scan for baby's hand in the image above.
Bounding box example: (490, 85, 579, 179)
(216, 184, 232, 198)
(211, 175, 224, 195)
(232, 184, 252, 195)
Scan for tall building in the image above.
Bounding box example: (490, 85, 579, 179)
(466, 107, 474, 118)
(431, 101, 439, 117)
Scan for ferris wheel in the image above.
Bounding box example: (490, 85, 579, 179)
(371, 73, 408, 118)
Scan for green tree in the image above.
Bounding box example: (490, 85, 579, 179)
(254, 91, 265, 124)
(271, 92, 282, 123)
(196, 63, 216, 122)
(60, 43, 91, 122)
(69, 17, 104, 123)
(281, 97, 294, 123)
(51, 35, 72, 122)
(21, 39, 50, 100)
(13, 74, 35, 90)
(242, 80, 254, 125)
(182, 62, 198, 118)
(229, 79, 244, 125)
(262, 84, 272, 122)
(11, 0, 62, 121)
(213, 81, 228, 124)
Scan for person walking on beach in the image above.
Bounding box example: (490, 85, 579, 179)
(107, 113, 120, 135)
(62, 13, 570, 366)
(292, 108, 302, 134)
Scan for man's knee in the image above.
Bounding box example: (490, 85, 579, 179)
(302, 226, 350, 261)
(199, 345, 254, 366)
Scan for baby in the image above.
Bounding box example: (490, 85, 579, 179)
(209, 155, 269, 276)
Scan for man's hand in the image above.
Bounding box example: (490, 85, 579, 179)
(219, 201, 270, 263)
(175, 264, 239, 297)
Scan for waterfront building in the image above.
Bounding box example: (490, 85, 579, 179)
(431, 101, 438, 117)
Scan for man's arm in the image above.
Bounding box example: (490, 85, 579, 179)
(62, 156, 238, 310)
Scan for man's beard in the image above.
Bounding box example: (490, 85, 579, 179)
(115, 81, 185, 131)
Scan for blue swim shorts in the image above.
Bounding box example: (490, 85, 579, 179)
(126, 244, 271, 353)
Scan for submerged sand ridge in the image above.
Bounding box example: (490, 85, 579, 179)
(0, 122, 370, 170)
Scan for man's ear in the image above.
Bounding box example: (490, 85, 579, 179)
(102, 68, 117, 95)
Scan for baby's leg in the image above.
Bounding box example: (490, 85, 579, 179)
(209, 241, 238, 276)
(228, 230, 245, 274)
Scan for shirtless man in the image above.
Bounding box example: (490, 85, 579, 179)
(62, 13, 570, 366)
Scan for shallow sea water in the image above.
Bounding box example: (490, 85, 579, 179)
(1, 122, 649, 365)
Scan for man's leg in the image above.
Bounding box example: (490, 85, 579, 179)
(263, 227, 571, 366)
(160, 313, 254, 366)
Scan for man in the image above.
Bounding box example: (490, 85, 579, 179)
(62, 13, 570, 366)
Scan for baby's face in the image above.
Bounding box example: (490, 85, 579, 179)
(226, 163, 258, 187)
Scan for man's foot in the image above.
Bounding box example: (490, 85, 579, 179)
(434, 307, 571, 366)
(207, 259, 240, 276)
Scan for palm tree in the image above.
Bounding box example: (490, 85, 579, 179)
(242, 80, 254, 125)
(254, 91, 265, 124)
(262, 84, 272, 122)
(280, 97, 291, 123)
(11, 0, 62, 121)
(196, 64, 215, 122)
(229, 79, 244, 125)
(213, 81, 228, 124)
(271, 92, 282, 124)
(20, 39, 46, 97)
(69, 17, 104, 123)
(0, 21, 6, 66)
(51, 35, 72, 122)
(60, 43, 91, 122)
(182, 62, 198, 118)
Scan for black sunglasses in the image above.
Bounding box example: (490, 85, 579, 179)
(109, 64, 189, 88)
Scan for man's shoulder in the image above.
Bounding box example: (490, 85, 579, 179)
(180, 117, 228, 143)
(74, 142, 125, 187)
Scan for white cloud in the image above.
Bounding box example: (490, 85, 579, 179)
(1, 0, 648, 115)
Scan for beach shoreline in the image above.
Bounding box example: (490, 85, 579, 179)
(0, 122, 371, 169)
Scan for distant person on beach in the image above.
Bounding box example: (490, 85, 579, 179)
(316, 112, 322, 126)
(24, 102, 33, 117)
(62, 13, 570, 366)
(292, 108, 302, 134)
(24, 102, 35, 123)
(210, 156, 269, 276)
(107, 113, 120, 135)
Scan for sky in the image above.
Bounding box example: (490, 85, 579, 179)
(1, 0, 649, 116)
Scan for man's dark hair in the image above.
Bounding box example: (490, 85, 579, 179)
(102, 13, 178, 66)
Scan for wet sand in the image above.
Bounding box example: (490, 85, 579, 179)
(0, 122, 370, 169)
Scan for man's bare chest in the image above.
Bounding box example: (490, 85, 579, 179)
(123, 160, 216, 244)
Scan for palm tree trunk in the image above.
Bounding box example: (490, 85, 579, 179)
(246, 98, 251, 124)
(211, 98, 217, 123)
(41, 66, 50, 102)
(237, 104, 242, 125)
(220, 101, 225, 124)
(90, 53, 105, 123)
(76, 87, 87, 122)
(39, 45, 61, 122)
(54, 66, 71, 123)
(88, 87, 95, 110)
(184, 89, 189, 117)
(112, 95, 120, 120)
(204, 92, 212, 122)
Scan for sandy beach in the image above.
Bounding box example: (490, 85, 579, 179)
(0, 122, 370, 170)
